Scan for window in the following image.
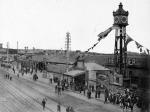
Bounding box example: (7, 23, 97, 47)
(116, 77, 119, 83)
(111, 58, 114, 64)
(128, 58, 136, 65)
(128, 58, 133, 65)
(132, 58, 136, 64)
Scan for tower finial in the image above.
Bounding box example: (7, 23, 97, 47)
(119, 2, 123, 9)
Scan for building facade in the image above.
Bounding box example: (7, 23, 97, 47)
(85, 53, 149, 90)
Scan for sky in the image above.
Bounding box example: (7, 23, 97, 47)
(0, 0, 150, 53)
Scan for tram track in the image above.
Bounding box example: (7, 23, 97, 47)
(10, 74, 63, 103)
(0, 74, 55, 112)
(10, 75, 63, 110)
(0, 80, 25, 112)
(0, 78, 40, 112)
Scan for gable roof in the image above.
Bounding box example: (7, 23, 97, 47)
(47, 64, 67, 74)
(85, 62, 110, 71)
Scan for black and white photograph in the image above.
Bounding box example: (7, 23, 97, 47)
(0, 0, 149, 112)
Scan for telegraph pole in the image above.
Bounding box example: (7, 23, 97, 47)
(65, 32, 71, 73)
(6, 42, 9, 64)
(17, 41, 19, 70)
(6, 42, 9, 70)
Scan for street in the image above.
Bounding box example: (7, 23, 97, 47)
(0, 68, 126, 112)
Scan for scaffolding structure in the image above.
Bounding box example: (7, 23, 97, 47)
(65, 32, 71, 72)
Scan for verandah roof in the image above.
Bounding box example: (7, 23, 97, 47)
(64, 70, 85, 77)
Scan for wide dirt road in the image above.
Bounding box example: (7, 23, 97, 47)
(0, 69, 122, 112)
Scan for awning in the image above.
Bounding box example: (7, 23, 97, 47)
(64, 70, 85, 77)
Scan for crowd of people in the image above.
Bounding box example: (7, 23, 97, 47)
(54, 78, 149, 112)
(105, 89, 137, 112)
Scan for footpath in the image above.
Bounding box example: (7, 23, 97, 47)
(3, 68, 141, 112)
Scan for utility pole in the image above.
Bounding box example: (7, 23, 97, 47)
(6, 42, 9, 70)
(65, 32, 71, 73)
(6, 42, 9, 64)
(17, 41, 19, 70)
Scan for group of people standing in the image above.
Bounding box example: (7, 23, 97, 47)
(5, 73, 12, 80)
(102, 88, 148, 112)
(56, 80, 145, 112)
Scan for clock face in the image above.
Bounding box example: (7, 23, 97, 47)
(121, 16, 127, 23)
(114, 16, 119, 23)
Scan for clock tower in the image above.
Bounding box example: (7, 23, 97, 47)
(113, 3, 128, 26)
(113, 3, 129, 87)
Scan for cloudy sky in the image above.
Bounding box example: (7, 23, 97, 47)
(0, 0, 150, 53)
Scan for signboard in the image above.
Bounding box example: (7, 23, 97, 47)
(88, 71, 96, 80)
(112, 72, 123, 86)
(97, 74, 109, 89)
(42, 71, 47, 78)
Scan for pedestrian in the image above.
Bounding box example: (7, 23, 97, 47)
(70, 106, 74, 112)
(57, 103, 61, 112)
(95, 89, 98, 98)
(89, 89, 91, 99)
(83, 86, 86, 96)
(5, 74, 7, 79)
(10, 76, 12, 81)
(98, 90, 101, 98)
(55, 85, 58, 93)
(109, 93, 113, 103)
(79, 85, 82, 93)
(104, 88, 109, 104)
(66, 106, 69, 112)
(17, 73, 19, 78)
(87, 89, 91, 99)
(8, 74, 10, 79)
(50, 78, 52, 84)
(58, 85, 61, 95)
(13, 67, 15, 74)
(42, 98, 46, 110)
(87, 89, 89, 99)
